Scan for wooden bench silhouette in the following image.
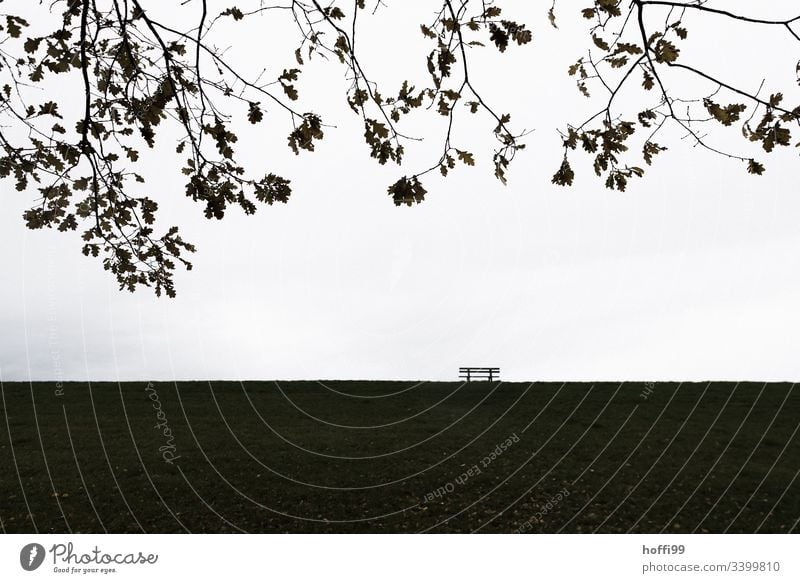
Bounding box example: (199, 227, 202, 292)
(459, 367, 500, 382)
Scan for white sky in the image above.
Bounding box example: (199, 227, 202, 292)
(2, 1, 800, 382)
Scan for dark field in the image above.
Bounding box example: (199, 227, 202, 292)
(0, 381, 798, 533)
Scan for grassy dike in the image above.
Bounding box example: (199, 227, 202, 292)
(1, 381, 797, 533)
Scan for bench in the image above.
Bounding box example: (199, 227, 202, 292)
(459, 367, 500, 382)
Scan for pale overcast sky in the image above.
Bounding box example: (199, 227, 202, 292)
(2, 1, 800, 382)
